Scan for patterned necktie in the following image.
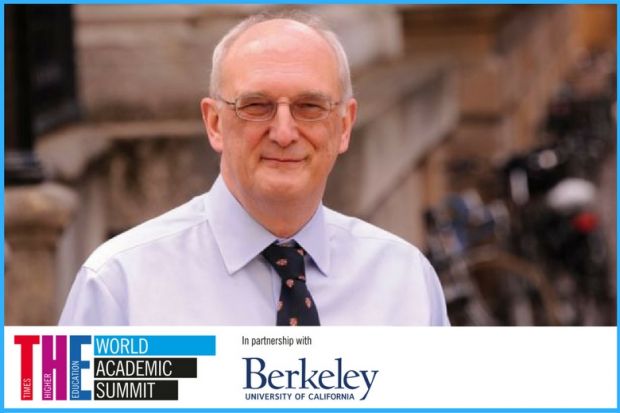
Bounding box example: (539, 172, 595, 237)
(261, 241, 320, 326)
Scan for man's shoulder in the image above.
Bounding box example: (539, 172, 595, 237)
(84, 193, 210, 271)
(323, 206, 421, 254)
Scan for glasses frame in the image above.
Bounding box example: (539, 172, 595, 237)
(216, 95, 342, 122)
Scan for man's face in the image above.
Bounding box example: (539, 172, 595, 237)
(202, 19, 357, 209)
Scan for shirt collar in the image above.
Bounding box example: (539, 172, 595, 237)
(205, 176, 330, 276)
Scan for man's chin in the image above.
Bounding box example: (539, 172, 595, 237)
(258, 175, 308, 201)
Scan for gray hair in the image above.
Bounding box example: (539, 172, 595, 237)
(209, 10, 353, 101)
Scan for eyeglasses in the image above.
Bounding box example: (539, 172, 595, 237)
(217, 94, 341, 122)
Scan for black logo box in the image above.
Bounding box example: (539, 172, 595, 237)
(94, 380, 178, 400)
(94, 358, 197, 378)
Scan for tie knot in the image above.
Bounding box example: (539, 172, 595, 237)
(261, 241, 306, 281)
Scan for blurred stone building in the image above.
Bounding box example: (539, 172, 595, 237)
(5, 4, 615, 324)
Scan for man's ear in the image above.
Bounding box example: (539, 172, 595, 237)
(338, 98, 358, 154)
(201, 97, 223, 153)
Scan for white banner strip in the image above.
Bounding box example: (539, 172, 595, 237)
(4, 326, 617, 409)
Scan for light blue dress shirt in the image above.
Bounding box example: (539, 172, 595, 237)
(59, 176, 449, 326)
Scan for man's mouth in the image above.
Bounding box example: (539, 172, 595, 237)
(261, 156, 306, 163)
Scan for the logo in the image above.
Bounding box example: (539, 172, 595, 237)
(13, 335, 216, 401)
(243, 357, 379, 401)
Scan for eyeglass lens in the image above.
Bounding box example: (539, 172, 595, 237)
(235, 96, 334, 121)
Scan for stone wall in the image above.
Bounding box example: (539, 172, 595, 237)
(5, 184, 77, 324)
(400, 4, 615, 195)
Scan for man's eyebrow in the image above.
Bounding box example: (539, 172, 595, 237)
(295, 91, 331, 99)
(236, 92, 270, 99)
(236, 91, 332, 100)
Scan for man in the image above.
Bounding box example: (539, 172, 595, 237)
(59, 12, 449, 326)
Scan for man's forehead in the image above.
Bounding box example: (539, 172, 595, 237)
(219, 18, 341, 97)
(226, 18, 334, 62)
(246, 18, 320, 38)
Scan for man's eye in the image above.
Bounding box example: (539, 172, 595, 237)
(297, 102, 324, 109)
(239, 102, 272, 114)
(295, 102, 328, 113)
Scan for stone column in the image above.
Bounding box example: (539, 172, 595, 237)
(5, 183, 78, 325)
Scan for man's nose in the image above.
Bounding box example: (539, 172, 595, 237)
(269, 102, 299, 147)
